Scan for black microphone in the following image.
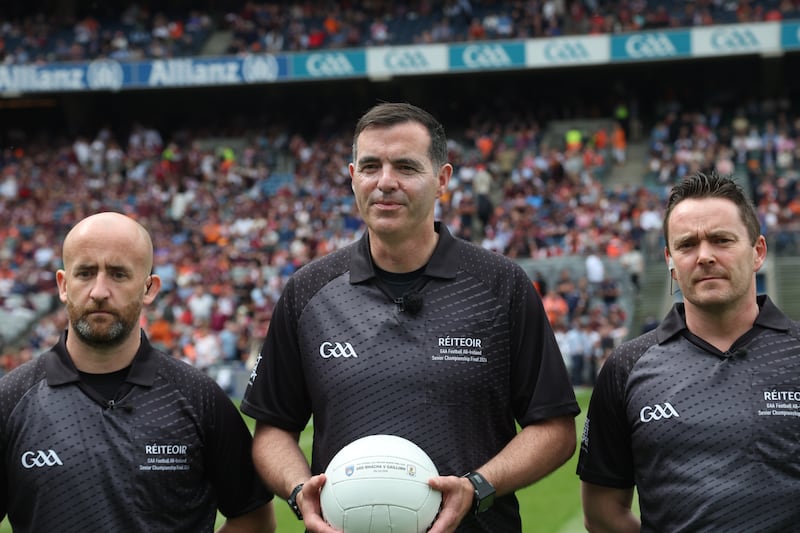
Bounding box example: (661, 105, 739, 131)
(404, 292, 423, 314)
(395, 292, 423, 315)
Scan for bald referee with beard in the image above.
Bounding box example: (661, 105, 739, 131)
(0, 212, 275, 532)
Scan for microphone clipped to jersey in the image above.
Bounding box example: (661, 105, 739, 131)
(395, 292, 423, 315)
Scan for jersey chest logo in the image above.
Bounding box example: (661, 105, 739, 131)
(319, 341, 359, 359)
(21, 449, 64, 468)
(639, 402, 680, 423)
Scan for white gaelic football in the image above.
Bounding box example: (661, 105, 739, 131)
(320, 434, 442, 532)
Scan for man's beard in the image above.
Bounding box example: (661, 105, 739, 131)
(68, 300, 141, 349)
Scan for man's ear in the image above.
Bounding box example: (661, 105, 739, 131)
(143, 274, 161, 302)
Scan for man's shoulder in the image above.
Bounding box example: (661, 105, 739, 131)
(0, 353, 49, 418)
(152, 350, 219, 389)
(1, 353, 49, 391)
(606, 329, 661, 371)
(293, 243, 353, 279)
(454, 237, 526, 274)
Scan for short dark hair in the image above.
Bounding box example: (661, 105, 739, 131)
(663, 171, 761, 248)
(352, 102, 448, 168)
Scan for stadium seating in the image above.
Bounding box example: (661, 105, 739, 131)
(2, 1, 794, 65)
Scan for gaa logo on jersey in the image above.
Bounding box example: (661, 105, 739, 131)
(21, 449, 63, 468)
(639, 402, 680, 423)
(345, 465, 355, 477)
(319, 341, 359, 359)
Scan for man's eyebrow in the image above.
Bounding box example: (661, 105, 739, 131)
(391, 157, 422, 167)
(356, 155, 380, 165)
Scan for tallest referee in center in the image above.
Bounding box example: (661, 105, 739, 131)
(241, 102, 580, 532)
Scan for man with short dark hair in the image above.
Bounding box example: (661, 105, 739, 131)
(243, 102, 580, 532)
(578, 172, 800, 531)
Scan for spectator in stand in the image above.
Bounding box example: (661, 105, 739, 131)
(619, 239, 645, 294)
(542, 288, 570, 329)
(584, 246, 605, 294)
(599, 275, 621, 309)
(565, 316, 588, 386)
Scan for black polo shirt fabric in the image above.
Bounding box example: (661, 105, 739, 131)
(242, 222, 579, 532)
(0, 332, 271, 532)
(577, 295, 800, 532)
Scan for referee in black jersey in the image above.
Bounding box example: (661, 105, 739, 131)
(242, 102, 580, 532)
(578, 171, 800, 532)
(0, 212, 275, 532)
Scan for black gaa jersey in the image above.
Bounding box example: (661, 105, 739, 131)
(0, 332, 271, 533)
(577, 295, 800, 532)
(242, 222, 579, 533)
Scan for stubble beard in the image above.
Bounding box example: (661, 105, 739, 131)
(68, 300, 140, 349)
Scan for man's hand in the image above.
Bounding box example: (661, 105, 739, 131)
(425, 475, 475, 533)
(297, 474, 342, 533)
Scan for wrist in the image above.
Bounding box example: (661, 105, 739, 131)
(463, 471, 496, 515)
(287, 482, 305, 520)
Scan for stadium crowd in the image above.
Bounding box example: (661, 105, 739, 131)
(2, 0, 798, 65)
(3, 0, 800, 389)
(647, 96, 800, 253)
(3, 92, 800, 389)
(0, 100, 634, 383)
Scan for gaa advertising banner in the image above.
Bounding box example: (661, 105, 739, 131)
(291, 50, 367, 80)
(610, 30, 691, 62)
(782, 21, 800, 50)
(691, 22, 781, 57)
(449, 42, 526, 71)
(0, 20, 796, 94)
(526, 35, 609, 68)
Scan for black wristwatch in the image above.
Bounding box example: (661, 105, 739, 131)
(287, 482, 304, 520)
(463, 472, 496, 514)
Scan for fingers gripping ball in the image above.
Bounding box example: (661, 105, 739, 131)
(320, 435, 443, 532)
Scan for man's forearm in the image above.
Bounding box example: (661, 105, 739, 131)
(252, 423, 309, 497)
(478, 416, 576, 496)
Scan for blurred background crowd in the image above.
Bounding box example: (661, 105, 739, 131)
(3, 0, 798, 65)
(2, 0, 800, 392)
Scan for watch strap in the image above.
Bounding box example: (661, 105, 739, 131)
(287, 482, 304, 520)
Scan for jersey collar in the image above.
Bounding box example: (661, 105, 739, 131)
(45, 330, 160, 387)
(349, 221, 459, 284)
(655, 294, 792, 345)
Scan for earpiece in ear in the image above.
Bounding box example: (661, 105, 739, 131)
(668, 257, 675, 272)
